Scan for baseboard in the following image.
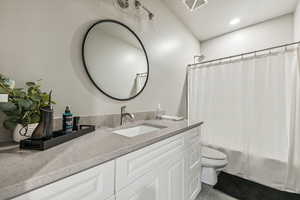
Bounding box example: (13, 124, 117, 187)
(214, 172, 300, 200)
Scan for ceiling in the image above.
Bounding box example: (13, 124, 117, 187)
(163, 0, 299, 41)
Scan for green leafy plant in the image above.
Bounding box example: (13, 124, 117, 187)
(0, 73, 55, 130)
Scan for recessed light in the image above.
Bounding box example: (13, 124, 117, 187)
(230, 18, 241, 25)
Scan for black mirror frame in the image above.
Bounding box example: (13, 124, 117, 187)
(82, 19, 150, 101)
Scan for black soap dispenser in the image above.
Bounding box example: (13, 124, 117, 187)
(31, 91, 54, 140)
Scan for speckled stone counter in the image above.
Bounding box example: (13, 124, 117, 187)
(0, 120, 203, 200)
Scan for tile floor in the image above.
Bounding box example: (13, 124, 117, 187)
(196, 184, 238, 200)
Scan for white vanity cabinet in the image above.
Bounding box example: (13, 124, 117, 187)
(115, 126, 201, 200)
(12, 125, 202, 200)
(13, 161, 115, 200)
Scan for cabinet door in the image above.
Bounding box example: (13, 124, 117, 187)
(13, 161, 115, 200)
(184, 127, 202, 200)
(116, 134, 185, 191)
(116, 166, 162, 200)
(164, 157, 185, 200)
(116, 154, 185, 200)
(185, 170, 201, 200)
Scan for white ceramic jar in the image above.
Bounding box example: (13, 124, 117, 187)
(13, 123, 38, 143)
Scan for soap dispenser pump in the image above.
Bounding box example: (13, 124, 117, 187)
(31, 91, 54, 140)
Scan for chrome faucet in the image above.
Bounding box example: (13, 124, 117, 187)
(120, 106, 135, 126)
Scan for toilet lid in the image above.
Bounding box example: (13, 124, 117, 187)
(202, 147, 227, 160)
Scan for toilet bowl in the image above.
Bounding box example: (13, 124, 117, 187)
(201, 146, 228, 186)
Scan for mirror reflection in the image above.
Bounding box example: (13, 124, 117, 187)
(82, 20, 149, 101)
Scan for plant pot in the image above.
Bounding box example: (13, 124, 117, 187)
(13, 123, 38, 143)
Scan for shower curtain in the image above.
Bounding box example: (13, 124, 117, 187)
(188, 47, 300, 193)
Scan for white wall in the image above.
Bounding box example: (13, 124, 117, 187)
(201, 14, 294, 60)
(295, 1, 300, 41)
(0, 0, 200, 118)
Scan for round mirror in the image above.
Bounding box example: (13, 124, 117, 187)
(82, 20, 149, 101)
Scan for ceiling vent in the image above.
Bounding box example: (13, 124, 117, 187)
(183, 0, 208, 11)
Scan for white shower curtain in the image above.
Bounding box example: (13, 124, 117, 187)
(188, 47, 300, 193)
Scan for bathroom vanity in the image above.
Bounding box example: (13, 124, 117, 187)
(0, 120, 203, 200)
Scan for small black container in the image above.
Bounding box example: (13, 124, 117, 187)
(31, 91, 54, 140)
(73, 116, 80, 131)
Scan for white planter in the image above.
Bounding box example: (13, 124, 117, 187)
(13, 123, 38, 143)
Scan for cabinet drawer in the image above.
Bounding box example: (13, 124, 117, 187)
(14, 161, 115, 200)
(116, 134, 185, 192)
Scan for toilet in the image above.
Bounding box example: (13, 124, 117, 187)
(201, 146, 228, 186)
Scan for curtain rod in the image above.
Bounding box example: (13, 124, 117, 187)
(188, 41, 300, 68)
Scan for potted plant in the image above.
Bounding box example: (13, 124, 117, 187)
(0, 73, 54, 142)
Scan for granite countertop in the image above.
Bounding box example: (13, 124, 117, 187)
(0, 120, 203, 200)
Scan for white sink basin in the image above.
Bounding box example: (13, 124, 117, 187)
(113, 124, 165, 138)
